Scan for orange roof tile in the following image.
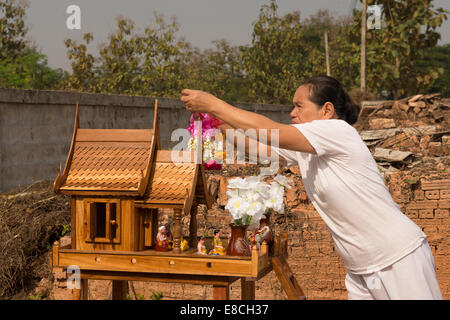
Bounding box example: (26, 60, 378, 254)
(59, 140, 152, 193)
(144, 161, 197, 203)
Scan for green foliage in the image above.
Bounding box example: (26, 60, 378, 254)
(4, 0, 447, 101)
(60, 224, 71, 237)
(150, 291, 163, 300)
(183, 39, 248, 102)
(350, 0, 448, 98)
(0, 0, 28, 60)
(63, 13, 246, 101)
(0, 0, 66, 90)
(241, 0, 312, 104)
(64, 13, 192, 96)
(414, 44, 450, 97)
(26, 293, 43, 300)
(0, 50, 65, 89)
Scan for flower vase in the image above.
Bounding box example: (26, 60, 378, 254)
(226, 223, 251, 256)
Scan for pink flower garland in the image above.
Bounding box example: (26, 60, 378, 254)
(187, 113, 224, 170)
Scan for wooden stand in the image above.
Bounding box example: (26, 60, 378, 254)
(53, 232, 304, 300)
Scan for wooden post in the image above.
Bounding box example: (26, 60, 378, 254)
(112, 280, 128, 300)
(189, 205, 198, 248)
(173, 209, 182, 253)
(361, 0, 367, 95)
(52, 241, 60, 268)
(324, 31, 330, 76)
(241, 279, 255, 300)
(213, 285, 230, 300)
(72, 279, 88, 300)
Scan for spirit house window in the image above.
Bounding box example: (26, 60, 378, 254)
(84, 199, 121, 244)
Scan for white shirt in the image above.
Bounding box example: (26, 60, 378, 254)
(272, 119, 426, 274)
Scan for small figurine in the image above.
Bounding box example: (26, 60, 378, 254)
(255, 226, 270, 245)
(180, 236, 189, 252)
(209, 230, 226, 255)
(164, 222, 173, 250)
(248, 233, 258, 251)
(154, 225, 169, 252)
(197, 237, 207, 255)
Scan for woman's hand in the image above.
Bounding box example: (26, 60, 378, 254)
(181, 89, 219, 114)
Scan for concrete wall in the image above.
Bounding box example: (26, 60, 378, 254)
(0, 88, 292, 192)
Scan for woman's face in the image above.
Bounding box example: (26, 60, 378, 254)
(290, 85, 333, 124)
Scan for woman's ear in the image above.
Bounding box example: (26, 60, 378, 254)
(321, 102, 336, 120)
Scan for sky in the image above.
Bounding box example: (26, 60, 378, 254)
(23, 0, 450, 71)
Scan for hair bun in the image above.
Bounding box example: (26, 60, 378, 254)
(346, 102, 361, 125)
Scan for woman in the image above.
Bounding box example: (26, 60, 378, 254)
(181, 75, 442, 300)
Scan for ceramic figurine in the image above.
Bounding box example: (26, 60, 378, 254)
(209, 230, 226, 255)
(255, 225, 270, 245)
(164, 222, 173, 250)
(180, 236, 189, 252)
(154, 225, 169, 252)
(248, 233, 258, 251)
(256, 214, 274, 252)
(197, 237, 207, 255)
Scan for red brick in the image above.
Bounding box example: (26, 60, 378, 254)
(392, 190, 409, 203)
(425, 190, 440, 200)
(440, 189, 450, 199)
(298, 191, 308, 201)
(413, 189, 425, 200)
(286, 187, 299, 206)
(435, 209, 449, 219)
(427, 142, 443, 156)
(405, 209, 418, 219)
(421, 179, 450, 190)
(438, 199, 450, 209)
(369, 118, 396, 130)
(419, 209, 434, 219)
(406, 200, 438, 210)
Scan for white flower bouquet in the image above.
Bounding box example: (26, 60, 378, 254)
(225, 174, 292, 227)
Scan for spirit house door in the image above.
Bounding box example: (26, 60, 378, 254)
(84, 199, 121, 244)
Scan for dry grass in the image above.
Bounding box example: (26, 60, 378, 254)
(0, 180, 70, 299)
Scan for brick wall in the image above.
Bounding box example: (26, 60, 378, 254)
(50, 164, 449, 300)
(194, 165, 449, 300)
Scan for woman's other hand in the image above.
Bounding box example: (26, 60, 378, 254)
(181, 89, 218, 114)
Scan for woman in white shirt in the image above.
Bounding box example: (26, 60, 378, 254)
(181, 75, 442, 300)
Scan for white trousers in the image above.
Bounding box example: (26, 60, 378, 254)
(345, 238, 443, 300)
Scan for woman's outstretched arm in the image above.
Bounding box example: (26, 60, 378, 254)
(181, 89, 316, 154)
(218, 123, 288, 166)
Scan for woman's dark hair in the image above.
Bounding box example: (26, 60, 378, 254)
(301, 75, 361, 125)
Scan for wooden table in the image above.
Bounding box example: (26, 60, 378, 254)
(70, 266, 273, 300)
(52, 239, 276, 300)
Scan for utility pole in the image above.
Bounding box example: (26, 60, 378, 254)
(324, 31, 330, 76)
(361, 0, 367, 96)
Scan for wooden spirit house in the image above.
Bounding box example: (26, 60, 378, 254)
(53, 101, 213, 253)
(51, 100, 304, 300)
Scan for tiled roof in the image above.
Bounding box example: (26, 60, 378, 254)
(60, 140, 152, 193)
(144, 161, 197, 204)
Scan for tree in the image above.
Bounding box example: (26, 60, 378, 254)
(0, 50, 65, 89)
(0, 0, 66, 89)
(241, 0, 313, 104)
(183, 39, 247, 102)
(0, 0, 28, 60)
(64, 33, 97, 92)
(352, 0, 448, 98)
(64, 13, 192, 96)
(414, 44, 450, 97)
